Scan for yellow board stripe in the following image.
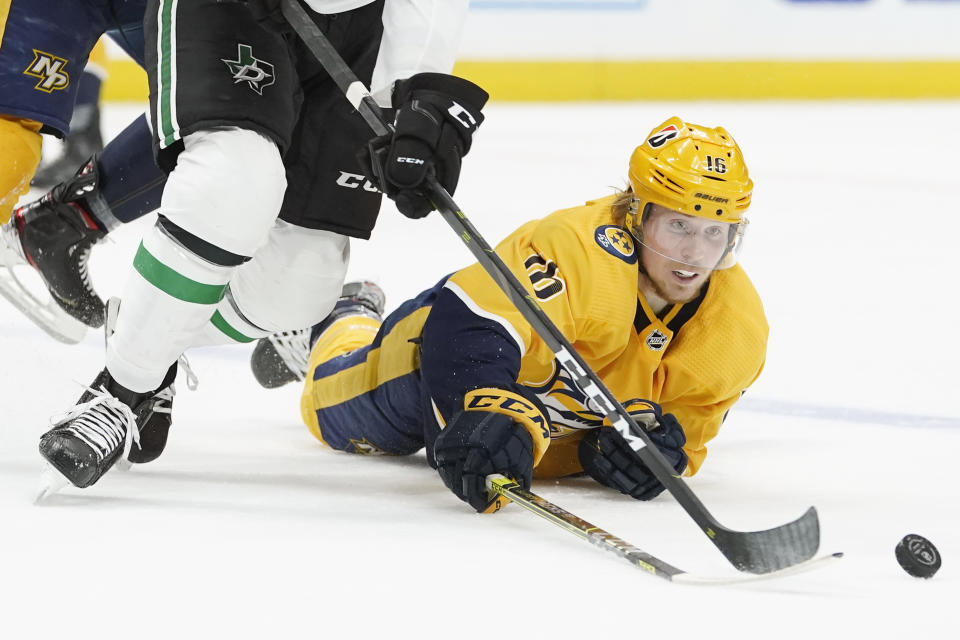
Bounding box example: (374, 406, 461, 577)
(454, 60, 960, 100)
(103, 58, 960, 101)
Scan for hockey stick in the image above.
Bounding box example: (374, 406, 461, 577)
(281, 0, 822, 574)
(487, 475, 842, 585)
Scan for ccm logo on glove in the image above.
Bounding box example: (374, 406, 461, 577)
(465, 390, 550, 443)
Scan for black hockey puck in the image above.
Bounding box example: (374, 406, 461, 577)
(895, 534, 941, 579)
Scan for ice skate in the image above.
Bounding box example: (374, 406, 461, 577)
(250, 328, 311, 389)
(32, 104, 104, 190)
(1, 158, 107, 338)
(250, 281, 386, 389)
(38, 363, 179, 489)
(39, 369, 141, 489)
(0, 217, 87, 343)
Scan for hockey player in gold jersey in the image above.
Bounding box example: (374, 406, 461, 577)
(289, 117, 767, 512)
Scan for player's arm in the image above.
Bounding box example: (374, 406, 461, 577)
(0, 116, 43, 223)
(422, 287, 552, 513)
(449, 212, 631, 370)
(363, 0, 488, 219)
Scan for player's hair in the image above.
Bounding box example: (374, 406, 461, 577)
(610, 186, 634, 227)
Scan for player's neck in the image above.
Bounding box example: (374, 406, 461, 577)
(637, 275, 670, 315)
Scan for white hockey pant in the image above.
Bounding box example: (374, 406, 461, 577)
(107, 127, 287, 392)
(196, 219, 350, 346)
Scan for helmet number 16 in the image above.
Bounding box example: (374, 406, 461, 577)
(705, 155, 727, 174)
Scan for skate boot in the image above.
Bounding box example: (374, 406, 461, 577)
(103, 297, 183, 465)
(39, 364, 177, 489)
(32, 104, 103, 189)
(3, 158, 107, 332)
(250, 281, 386, 389)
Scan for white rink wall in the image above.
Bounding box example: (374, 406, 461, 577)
(461, 0, 960, 59)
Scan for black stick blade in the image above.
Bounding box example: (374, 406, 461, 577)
(711, 506, 820, 574)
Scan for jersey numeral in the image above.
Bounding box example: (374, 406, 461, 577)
(705, 155, 727, 174)
(524, 254, 565, 301)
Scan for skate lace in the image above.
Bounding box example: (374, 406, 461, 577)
(178, 354, 199, 391)
(268, 329, 310, 380)
(70, 240, 97, 297)
(51, 385, 140, 461)
(151, 385, 175, 413)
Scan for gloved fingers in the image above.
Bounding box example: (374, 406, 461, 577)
(633, 478, 668, 501)
(358, 135, 392, 194)
(393, 191, 433, 219)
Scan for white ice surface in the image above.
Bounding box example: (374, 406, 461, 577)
(1, 102, 958, 639)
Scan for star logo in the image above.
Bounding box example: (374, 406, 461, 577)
(221, 44, 275, 95)
(609, 229, 632, 251)
(594, 225, 637, 264)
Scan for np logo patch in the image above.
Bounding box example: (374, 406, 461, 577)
(222, 44, 275, 95)
(594, 225, 637, 264)
(23, 50, 70, 93)
(645, 329, 668, 351)
(647, 124, 679, 148)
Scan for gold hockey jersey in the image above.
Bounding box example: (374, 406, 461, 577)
(444, 194, 768, 477)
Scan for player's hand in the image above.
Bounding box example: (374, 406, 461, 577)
(366, 73, 488, 219)
(578, 405, 688, 501)
(433, 409, 534, 513)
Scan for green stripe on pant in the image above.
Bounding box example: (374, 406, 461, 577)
(132, 242, 226, 304)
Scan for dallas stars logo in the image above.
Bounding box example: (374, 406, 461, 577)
(221, 44, 274, 95)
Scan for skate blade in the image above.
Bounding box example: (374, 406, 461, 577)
(0, 252, 86, 344)
(35, 463, 70, 504)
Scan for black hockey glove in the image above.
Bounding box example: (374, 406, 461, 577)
(579, 406, 688, 501)
(434, 410, 535, 513)
(365, 73, 489, 219)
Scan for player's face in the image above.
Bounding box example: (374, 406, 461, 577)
(638, 204, 729, 304)
(640, 204, 732, 269)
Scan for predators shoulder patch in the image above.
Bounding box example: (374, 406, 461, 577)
(594, 225, 637, 264)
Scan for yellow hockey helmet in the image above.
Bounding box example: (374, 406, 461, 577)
(627, 117, 753, 269)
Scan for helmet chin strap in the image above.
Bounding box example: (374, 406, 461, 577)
(625, 198, 646, 244)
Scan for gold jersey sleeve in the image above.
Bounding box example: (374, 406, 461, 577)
(447, 194, 768, 477)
